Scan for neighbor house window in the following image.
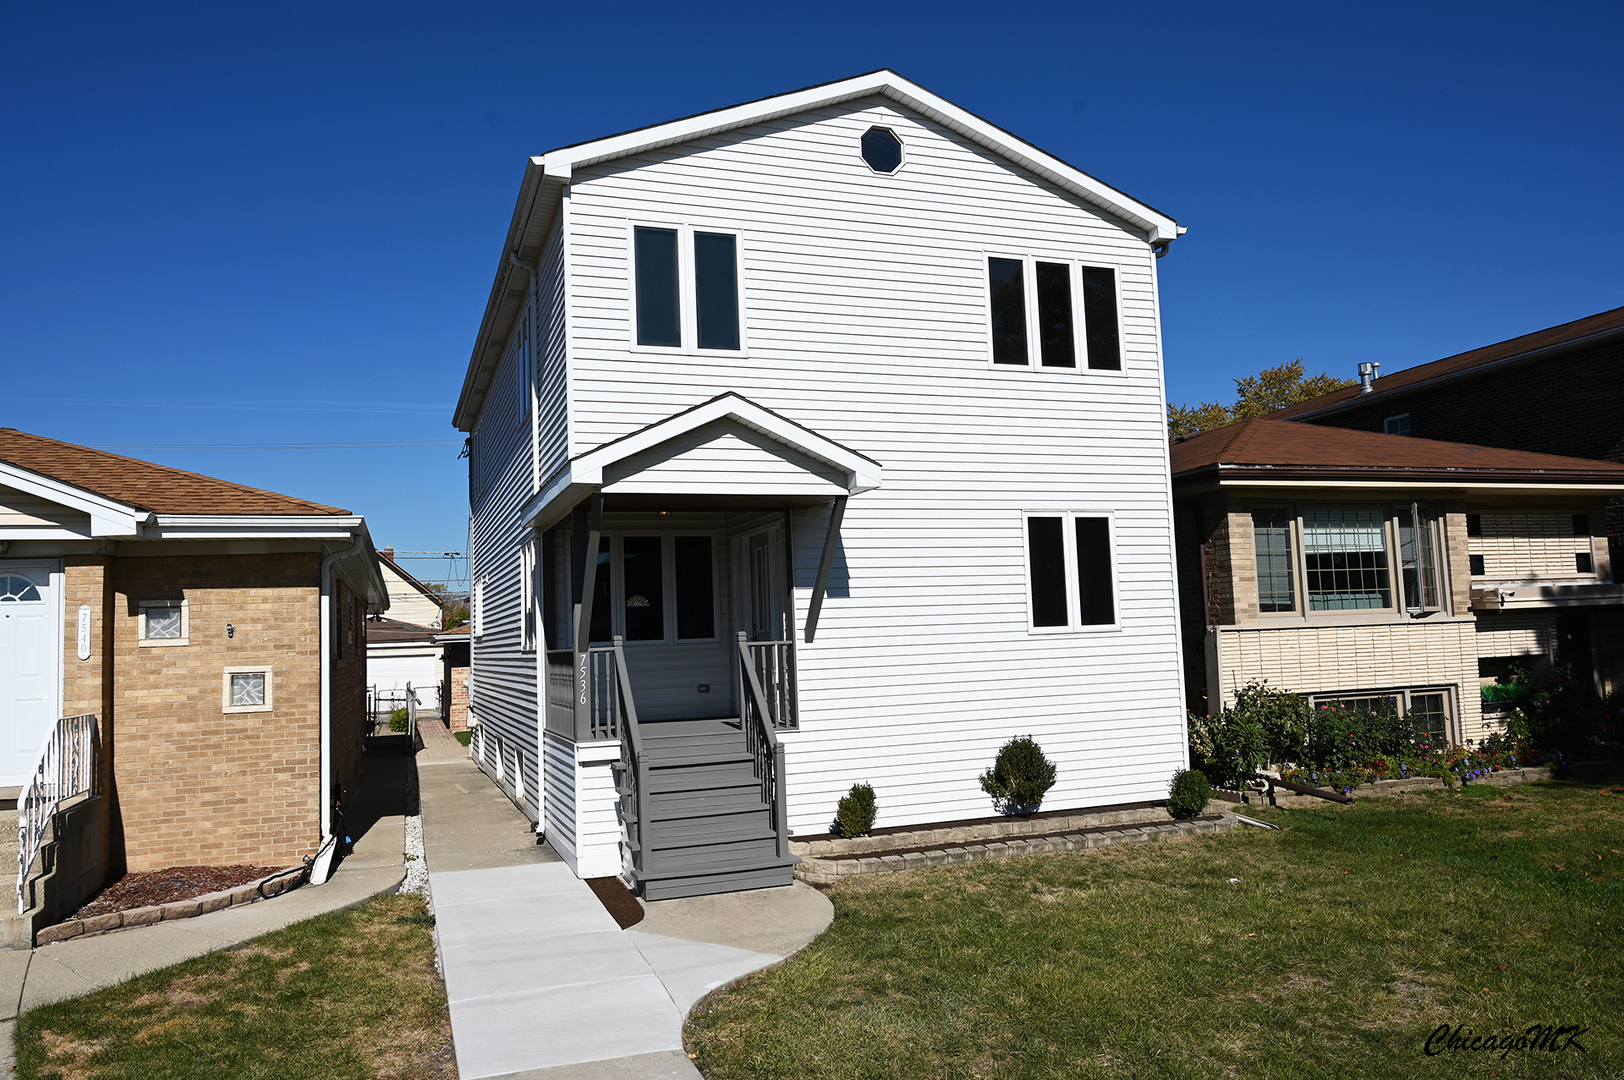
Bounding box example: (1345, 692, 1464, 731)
(1384, 413, 1411, 436)
(1025, 513, 1117, 631)
(1310, 687, 1451, 742)
(988, 258, 1120, 370)
(222, 666, 274, 714)
(1302, 507, 1391, 610)
(1251, 510, 1296, 613)
(138, 599, 189, 646)
(634, 225, 742, 352)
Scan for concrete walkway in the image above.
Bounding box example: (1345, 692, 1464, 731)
(420, 725, 832, 1080)
(0, 753, 410, 1069)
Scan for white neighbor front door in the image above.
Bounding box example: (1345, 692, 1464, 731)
(0, 563, 60, 787)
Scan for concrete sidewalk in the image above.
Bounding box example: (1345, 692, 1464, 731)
(0, 753, 410, 1068)
(421, 729, 832, 1080)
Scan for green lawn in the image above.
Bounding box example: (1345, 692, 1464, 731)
(687, 781, 1624, 1079)
(16, 894, 453, 1080)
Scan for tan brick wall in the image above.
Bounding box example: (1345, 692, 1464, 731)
(111, 553, 323, 871)
(448, 665, 470, 731)
(1215, 619, 1483, 741)
(60, 558, 115, 803)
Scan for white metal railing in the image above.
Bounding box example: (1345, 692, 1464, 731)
(17, 714, 99, 914)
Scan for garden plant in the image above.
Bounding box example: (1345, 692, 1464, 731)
(979, 735, 1057, 816)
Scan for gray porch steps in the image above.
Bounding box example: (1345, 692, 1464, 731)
(624, 717, 796, 901)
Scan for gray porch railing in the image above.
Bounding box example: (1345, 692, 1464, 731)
(737, 634, 791, 861)
(544, 649, 576, 740)
(17, 714, 99, 914)
(605, 638, 650, 885)
(741, 637, 799, 731)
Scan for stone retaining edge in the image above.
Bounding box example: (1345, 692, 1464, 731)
(1218, 766, 1556, 810)
(794, 815, 1238, 886)
(35, 865, 311, 946)
(789, 804, 1174, 857)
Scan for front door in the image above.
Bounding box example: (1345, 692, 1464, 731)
(0, 564, 60, 787)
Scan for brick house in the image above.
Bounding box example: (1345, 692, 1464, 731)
(1172, 419, 1624, 743)
(0, 429, 386, 882)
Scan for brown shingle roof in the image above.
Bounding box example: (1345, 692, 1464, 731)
(0, 429, 348, 515)
(1271, 305, 1624, 420)
(1170, 419, 1624, 484)
(366, 617, 440, 644)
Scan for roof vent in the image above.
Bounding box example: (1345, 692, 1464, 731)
(1358, 361, 1381, 394)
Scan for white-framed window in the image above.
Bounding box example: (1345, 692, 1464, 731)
(1308, 686, 1454, 743)
(629, 223, 746, 355)
(579, 531, 721, 645)
(222, 665, 274, 714)
(859, 125, 904, 174)
(138, 599, 189, 647)
(471, 575, 487, 640)
(1384, 413, 1411, 436)
(986, 255, 1122, 372)
(1023, 512, 1118, 632)
(519, 540, 538, 652)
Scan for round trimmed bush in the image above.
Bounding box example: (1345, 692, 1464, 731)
(833, 783, 877, 837)
(979, 736, 1057, 817)
(1167, 768, 1211, 820)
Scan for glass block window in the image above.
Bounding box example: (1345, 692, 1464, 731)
(1251, 510, 1296, 613)
(231, 672, 266, 707)
(146, 606, 183, 639)
(1302, 507, 1391, 610)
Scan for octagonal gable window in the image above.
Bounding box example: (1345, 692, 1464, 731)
(861, 126, 903, 173)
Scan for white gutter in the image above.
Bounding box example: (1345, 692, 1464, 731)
(310, 530, 367, 885)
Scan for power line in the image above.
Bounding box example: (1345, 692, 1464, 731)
(93, 440, 464, 451)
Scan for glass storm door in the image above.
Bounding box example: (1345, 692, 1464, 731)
(0, 564, 59, 786)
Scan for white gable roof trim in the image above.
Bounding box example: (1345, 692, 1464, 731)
(0, 460, 151, 538)
(455, 70, 1184, 430)
(519, 393, 883, 532)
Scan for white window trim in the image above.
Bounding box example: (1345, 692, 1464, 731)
(471, 576, 487, 640)
(857, 124, 908, 176)
(983, 253, 1125, 373)
(138, 598, 189, 647)
(1021, 510, 1122, 634)
(519, 540, 538, 653)
(222, 665, 274, 714)
(627, 221, 749, 358)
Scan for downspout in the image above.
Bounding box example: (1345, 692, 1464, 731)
(310, 530, 367, 885)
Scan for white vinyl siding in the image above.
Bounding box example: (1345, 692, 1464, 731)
(560, 96, 1184, 834)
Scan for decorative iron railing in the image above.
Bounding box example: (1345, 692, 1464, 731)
(17, 714, 99, 914)
(737, 634, 791, 861)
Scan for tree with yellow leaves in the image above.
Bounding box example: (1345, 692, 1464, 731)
(1167, 360, 1355, 438)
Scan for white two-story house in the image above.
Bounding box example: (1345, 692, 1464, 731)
(453, 71, 1190, 899)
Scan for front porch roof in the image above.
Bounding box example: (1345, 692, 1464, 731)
(520, 393, 883, 531)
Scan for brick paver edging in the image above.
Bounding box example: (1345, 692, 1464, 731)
(36, 865, 310, 945)
(1220, 766, 1556, 810)
(794, 814, 1237, 886)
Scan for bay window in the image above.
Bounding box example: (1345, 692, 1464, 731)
(1250, 503, 1445, 617)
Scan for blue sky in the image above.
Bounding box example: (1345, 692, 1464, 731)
(4, 2, 1621, 589)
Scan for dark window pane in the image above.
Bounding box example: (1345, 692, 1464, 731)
(694, 232, 739, 350)
(1469, 553, 1486, 575)
(1081, 266, 1121, 370)
(1252, 509, 1296, 612)
(589, 538, 613, 642)
(1075, 517, 1115, 625)
(1035, 262, 1075, 368)
(1028, 517, 1067, 627)
(1577, 552, 1594, 573)
(1573, 514, 1590, 537)
(1466, 514, 1482, 537)
(989, 258, 1028, 365)
(635, 227, 680, 347)
(860, 126, 903, 173)
(675, 536, 715, 639)
(622, 536, 665, 641)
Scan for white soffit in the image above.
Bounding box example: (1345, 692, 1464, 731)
(0, 461, 149, 538)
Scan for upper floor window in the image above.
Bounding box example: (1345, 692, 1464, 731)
(1384, 413, 1411, 436)
(1251, 510, 1295, 612)
(1303, 507, 1392, 610)
(1024, 513, 1117, 631)
(987, 257, 1121, 371)
(860, 126, 903, 173)
(633, 225, 742, 352)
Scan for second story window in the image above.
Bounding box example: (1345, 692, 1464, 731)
(633, 225, 742, 352)
(1251, 510, 1295, 612)
(1303, 508, 1391, 611)
(986, 257, 1121, 371)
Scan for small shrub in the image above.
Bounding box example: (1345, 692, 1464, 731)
(979, 736, 1057, 817)
(832, 783, 876, 837)
(1167, 769, 1211, 819)
(389, 707, 410, 733)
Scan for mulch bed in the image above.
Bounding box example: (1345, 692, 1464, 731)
(585, 876, 645, 929)
(72, 865, 286, 920)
